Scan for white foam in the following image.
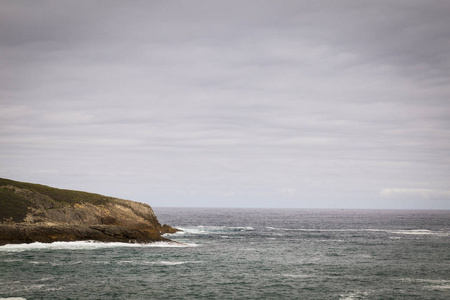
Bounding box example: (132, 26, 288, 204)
(170, 226, 253, 235)
(150, 241, 198, 247)
(267, 227, 315, 231)
(391, 229, 435, 235)
(266, 227, 449, 236)
(430, 285, 450, 290)
(281, 274, 311, 278)
(1, 259, 22, 262)
(170, 227, 209, 235)
(158, 260, 204, 266)
(399, 278, 450, 284)
(0, 298, 28, 300)
(397, 278, 450, 291)
(339, 291, 369, 299)
(367, 229, 449, 236)
(318, 239, 344, 242)
(339, 294, 357, 300)
(117, 260, 204, 266)
(276, 227, 371, 233)
(230, 226, 254, 231)
(159, 261, 186, 266)
(0, 240, 196, 252)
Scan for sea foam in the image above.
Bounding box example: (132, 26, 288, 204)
(170, 226, 254, 235)
(266, 227, 449, 236)
(0, 240, 196, 252)
(117, 260, 205, 266)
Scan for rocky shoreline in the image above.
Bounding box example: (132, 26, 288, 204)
(0, 224, 171, 245)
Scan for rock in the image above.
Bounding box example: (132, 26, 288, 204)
(0, 224, 167, 244)
(0, 178, 179, 245)
(160, 224, 180, 234)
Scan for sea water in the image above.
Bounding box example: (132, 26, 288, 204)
(1, 208, 450, 299)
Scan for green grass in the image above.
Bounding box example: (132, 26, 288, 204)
(0, 187, 33, 222)
(0, 178, 111, 207)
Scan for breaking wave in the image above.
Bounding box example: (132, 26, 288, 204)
(169, 226, 254, 235)
(117, 260, 204, 266)
(0, 240, 196, 252)
(266, 227, 449, 236)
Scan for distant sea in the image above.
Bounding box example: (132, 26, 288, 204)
(1, 208, 450, 299)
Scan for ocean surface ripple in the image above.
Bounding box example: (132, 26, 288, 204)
(1, 208, 450, 299)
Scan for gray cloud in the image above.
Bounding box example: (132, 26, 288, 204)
(1, 1, 450, 208)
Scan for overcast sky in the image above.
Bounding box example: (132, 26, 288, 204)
(1, 1, 450, 209)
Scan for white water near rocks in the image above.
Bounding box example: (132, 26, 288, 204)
(1, 208, 449, 299)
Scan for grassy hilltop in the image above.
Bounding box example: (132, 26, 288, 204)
(0, 178, 112, 223)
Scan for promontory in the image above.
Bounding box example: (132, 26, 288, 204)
(0, 178, 178, 245)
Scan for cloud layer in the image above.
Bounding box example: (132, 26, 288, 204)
(1, 1, 450, 208)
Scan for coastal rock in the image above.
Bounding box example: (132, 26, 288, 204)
(0, 178, 179, 245)
(0, 224, 164, 244)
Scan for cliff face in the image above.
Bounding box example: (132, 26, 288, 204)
(0, 178, 178, 245)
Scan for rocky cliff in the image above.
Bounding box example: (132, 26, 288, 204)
(0, 178, 178, 245)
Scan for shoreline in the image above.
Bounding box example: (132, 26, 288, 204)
(0, 223, 171, 246)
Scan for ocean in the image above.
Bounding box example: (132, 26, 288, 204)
(1, 208, 450, 299)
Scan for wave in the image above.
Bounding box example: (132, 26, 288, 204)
(390, 229, 437, 235)
(281, 274, 312, 278)
(117, 260, 204, 266)
(169, 226, 254, 235)
(267, 227, 361, 232)
(266, 227, 449, 236)
(339, 291, 369, 300)
(398, 278, 450, 291)
(370, 229, 449, 236)
(0, 240, 196, 252)
(399, 278, 450, 284)
(429, 285, 450, 290)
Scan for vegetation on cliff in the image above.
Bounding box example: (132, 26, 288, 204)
(0, 178, 178, 245)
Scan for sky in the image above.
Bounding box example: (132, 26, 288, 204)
(1, 1, 450, 209)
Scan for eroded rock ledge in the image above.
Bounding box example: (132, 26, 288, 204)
(0, 224, 167, 244)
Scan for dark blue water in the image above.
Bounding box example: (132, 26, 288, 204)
(1, 208, 450, 299)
